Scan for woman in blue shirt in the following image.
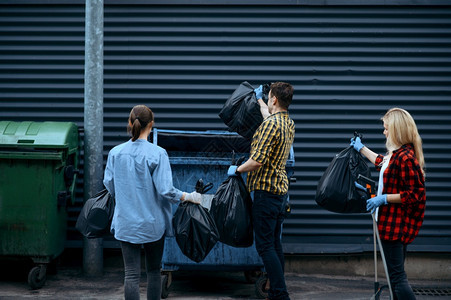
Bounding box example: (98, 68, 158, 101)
(103, 105, 201, 300)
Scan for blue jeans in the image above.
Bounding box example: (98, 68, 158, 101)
(252, 190, 290, 300)
(381, 240, 416, 300)
(120, 236, 165, 300)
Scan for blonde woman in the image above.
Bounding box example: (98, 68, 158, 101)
(351, 108, 426, 300)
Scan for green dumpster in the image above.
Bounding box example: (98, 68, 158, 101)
(0, 121, 79, 289)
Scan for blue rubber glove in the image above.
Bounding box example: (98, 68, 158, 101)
(227, 165, 238, 177)
(366, 195, 388, 214)
(355, 182, 367, 192)
(350, 136, 365, 152)
(254, 85, 263, 100)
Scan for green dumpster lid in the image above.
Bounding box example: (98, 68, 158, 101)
(0, 121, 79, 152)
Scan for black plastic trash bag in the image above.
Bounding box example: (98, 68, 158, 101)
(219, 81, 271, 140)
(315, 146, 370, 213)
(173, 201, 220, 263)
(210, 175, 254, 247)
(76, 189, 115, 238)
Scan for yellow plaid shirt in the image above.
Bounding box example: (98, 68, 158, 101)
(247, 111, 295, 195)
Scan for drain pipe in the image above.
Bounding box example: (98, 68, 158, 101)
(83, 0, 104, 277)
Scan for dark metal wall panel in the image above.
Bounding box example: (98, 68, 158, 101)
(0, 4, 450, 253)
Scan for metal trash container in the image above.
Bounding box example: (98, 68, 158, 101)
(0, 121, 79, 289)
(153, 129, 294, 298)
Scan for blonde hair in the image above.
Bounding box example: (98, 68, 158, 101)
(382, 107, 425, 176)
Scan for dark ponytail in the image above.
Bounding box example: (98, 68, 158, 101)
(127, 105, 154, 142)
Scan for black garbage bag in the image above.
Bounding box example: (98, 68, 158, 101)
(219, 81, 271, 140)
(315, 146, 370, 213)
(210, 175, 253, 247)
(173, 202, 220, 263)
(76, 189, 115, 238)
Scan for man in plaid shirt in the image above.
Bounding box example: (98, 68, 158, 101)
(228, 82, 295, 300)
(352, 108, 426, 300)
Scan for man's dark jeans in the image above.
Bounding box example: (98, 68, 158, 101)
(381, 240, 416, 300)
(253, 190, 290, 300)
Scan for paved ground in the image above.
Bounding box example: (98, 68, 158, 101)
(0, 251, 450, 299)
(1, 265, 450, 299)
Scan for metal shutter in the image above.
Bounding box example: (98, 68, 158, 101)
(0, 3, 450, 252)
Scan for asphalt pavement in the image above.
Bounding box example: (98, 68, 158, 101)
(0, 263, 450, 299)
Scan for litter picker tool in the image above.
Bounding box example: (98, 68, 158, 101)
(357, 174, 394, 300)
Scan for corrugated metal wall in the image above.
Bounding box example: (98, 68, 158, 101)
(0, 3, 450, 253)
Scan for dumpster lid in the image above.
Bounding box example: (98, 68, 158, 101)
(0, 121, 79, 151)
(152, 129, 251, 153)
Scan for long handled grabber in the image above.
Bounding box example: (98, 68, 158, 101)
(357, 175, 394, 300)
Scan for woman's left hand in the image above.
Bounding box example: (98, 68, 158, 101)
(366, 194, 388, 214)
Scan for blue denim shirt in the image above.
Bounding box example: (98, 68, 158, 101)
(103, 139, 183, 244)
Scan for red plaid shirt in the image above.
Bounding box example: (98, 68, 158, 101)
(375, 144, 426, 244)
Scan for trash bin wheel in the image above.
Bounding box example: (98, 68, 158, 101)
(28, 265, 46, 290)
(255, 274, 269, 299)
(161, 272, 171, 299)
(244, 270, 262, 283)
